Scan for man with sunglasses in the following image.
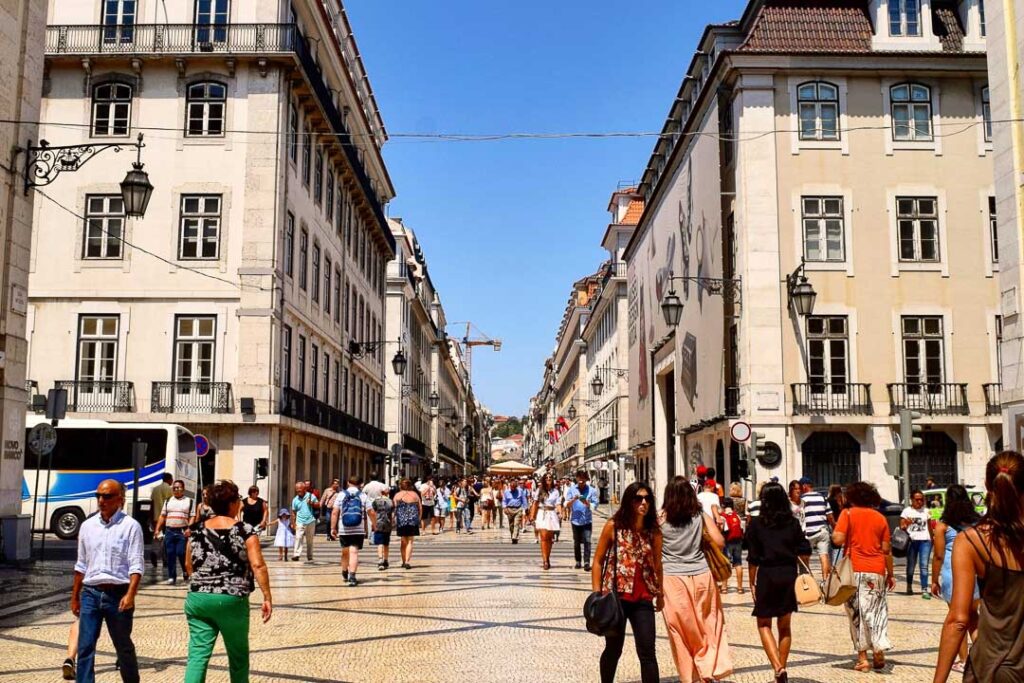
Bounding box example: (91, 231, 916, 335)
(153, 479, 194, 585)
(71, 480, 143, 683)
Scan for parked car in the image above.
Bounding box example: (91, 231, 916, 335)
(922, 487, 986, 520)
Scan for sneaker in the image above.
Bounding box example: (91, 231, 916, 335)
(62, 658, 75, 680)
(574, 562, 582, 569)
(584, 565, 591, 572)
(377, 562, 386, 572)
(922, 592, 931, 600)
(164, 578, 176, 585)
(347, 577, 358, 587)
(402, 563, 411, 570)
(382, 561, 389, 570)
(342, 570, 349, 581)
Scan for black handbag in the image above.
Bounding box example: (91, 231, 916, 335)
(891, 527, 911, 558)
(583, 523, 624, 637)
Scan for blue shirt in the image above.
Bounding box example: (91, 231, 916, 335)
(566, 483, 599, 526)
(503, 487, 528, 509)
(74, 510, 144, 586)
(292, 493, 319, 526)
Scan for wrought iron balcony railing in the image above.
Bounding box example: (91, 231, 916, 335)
(45, 23, 296, 55)
(983, 383, 1002, 416)
(56, 380, 135, 412)
(152, 382, 233, 414)
(279, 386, 387, 448)
(886, 382, 969, 416)
(791, 383, 873, 415)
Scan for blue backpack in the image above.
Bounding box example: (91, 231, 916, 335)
(340, 491, 363, 529)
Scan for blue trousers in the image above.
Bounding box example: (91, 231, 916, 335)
(77, 585, 139, 683)
(164, 528, 187, 580)
(906, 538, 932, 589)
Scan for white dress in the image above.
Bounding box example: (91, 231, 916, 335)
(534, 490, 562, 531)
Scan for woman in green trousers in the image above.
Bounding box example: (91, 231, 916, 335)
(184, 479, 273, 682)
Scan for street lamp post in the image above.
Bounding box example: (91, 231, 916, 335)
(659, 273, 742, 327)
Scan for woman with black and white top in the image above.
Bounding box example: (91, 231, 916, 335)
(184, 480, 272, 683)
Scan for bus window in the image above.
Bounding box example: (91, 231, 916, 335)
(24, 428, 168, 471)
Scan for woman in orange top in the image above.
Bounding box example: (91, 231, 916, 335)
(831, 481, 894, 673)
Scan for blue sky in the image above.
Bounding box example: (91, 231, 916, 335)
(346, 0, 748, 417)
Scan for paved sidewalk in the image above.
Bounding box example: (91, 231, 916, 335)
(0, 523, 957, 682)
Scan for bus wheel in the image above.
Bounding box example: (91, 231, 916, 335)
(52, 508, 84, 540)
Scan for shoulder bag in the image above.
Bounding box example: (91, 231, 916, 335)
(794, 557, 822, 606)
(891, 527, 910, 558)
(702, 519, 733, 583)
(823, 510, 857, 606)
(583, 523, 625, 636)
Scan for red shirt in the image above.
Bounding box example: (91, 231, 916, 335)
(621, 561, 654, 602)
(835, 507, 891, 575)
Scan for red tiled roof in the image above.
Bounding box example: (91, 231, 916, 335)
(740, 0, 874, 53)
(622, 199, 644, 225)
(932, 2, 965, 52)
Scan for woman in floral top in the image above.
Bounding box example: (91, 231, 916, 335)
(184, 480, 272, 683)
(591, 481, 663, 683)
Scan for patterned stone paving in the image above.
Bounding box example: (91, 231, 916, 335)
(0, 522, 957, 682)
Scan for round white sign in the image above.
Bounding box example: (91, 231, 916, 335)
(730, 421, 752, 443)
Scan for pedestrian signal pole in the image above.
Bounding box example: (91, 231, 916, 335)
(897, 409, 923, 504)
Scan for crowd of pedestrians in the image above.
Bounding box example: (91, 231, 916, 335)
(65, 450, 1024, 682)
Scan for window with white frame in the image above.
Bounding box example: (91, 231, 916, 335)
(311, 243, 321, 303)
(797, 82, 839, 141)
(333, 268, 341, 324)
(322, 350, 330, 402)
(323, 256, 332, 314)
(902, 316, 945, 387)
(185, 82, 226, 137)
(314, 147, 324, 205)
(982, 86, 992, 142)
(889, 0, 922, 35)
(299, 228, 308, 290)
(806, 316, 848, 391)
(288, 102, 298, 164)
(178, 194, 222, 259)
(83, 195, 125, 260)
(102, 0, 135, 44)
(281, 324, 292, 389)
(301, 124, 311, 187)
(326, 170, 335, 222)
(194, 0, 229, 44)
(297, 335, 306, 393)
(284, 212, 294, 277)
(77, 315, 119, 385)
(989, 196, 999, 263)
(891, 83, 932, 141)
(91, 83, 132, 137)
(897, 196, 940, 262)
(174, 316, 215, 385)
(311, 343, 319, 400)
(801, 196, 845, 262)
(980, 0, 987, 36)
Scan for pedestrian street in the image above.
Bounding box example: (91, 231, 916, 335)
(0, 522, 955, 683)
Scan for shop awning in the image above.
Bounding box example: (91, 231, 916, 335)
(487, 460, 535, 475)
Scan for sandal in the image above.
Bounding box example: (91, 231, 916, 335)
(872, 653, 886, 670)
(853, 660, 872, 673)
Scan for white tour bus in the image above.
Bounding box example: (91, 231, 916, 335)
(23, 416, 199, 539)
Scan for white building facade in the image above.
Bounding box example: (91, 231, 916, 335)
(29, 0, 396, 521)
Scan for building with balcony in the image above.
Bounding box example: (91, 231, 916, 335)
(625, 0, 999, 501)
(28, 0, 396, 510)
(580, 188, 642, 500)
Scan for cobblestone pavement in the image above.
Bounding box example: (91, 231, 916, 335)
(0, 521, 956, 683)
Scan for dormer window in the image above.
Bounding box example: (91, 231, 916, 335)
(890, 83, 932, 141)
(797, 82, 840, 141)
(889, 0, 922, 36)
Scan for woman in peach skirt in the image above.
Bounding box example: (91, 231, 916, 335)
(659, 476, 733, 683)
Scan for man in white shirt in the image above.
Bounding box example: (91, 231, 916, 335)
(71, 479, 143, 683)
(697, 478, 722, 528)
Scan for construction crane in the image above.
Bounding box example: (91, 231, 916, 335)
(447, 321, 501, 384)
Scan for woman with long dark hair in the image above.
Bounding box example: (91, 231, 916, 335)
(529, 474, 562, 570)
(934, 451, 1024, 683)
(832, 481, 893, 672)
(660, 476, 732, 683)
(591, 482, 663, 683)
(745, 482, 811, 683)
(930, 484, 980, 673)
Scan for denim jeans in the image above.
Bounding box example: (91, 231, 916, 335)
(164, 528, 187, 580)
(77, 585, 139, 683)
(905, 538, 932, 589)
(600, 599, 659, 683)
(462, 507, 473, 532)
(572, 523, 593, 565)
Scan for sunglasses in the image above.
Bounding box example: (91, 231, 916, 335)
(634, 495, 652, 504)
(96, 492, 118, 500)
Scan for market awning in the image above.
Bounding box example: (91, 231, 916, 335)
(486, 460, 535, 475)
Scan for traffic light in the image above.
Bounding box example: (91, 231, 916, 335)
(752, 432, 767, 460)
(883, 448, 902, 478)
(255, 457, 269, 479)
(899, 409, 923, 451)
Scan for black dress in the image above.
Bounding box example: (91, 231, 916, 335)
(745, 516, 812, 618)
(241, 497, 265, 528)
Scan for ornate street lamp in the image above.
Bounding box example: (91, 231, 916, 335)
(119, 139, 153, 218)
(391, 348, 408, 377)
(591, 374, 605, 397)
(660, 272, 742, 327)
(786, 259, 817, 316)
(429, 390, 440, 410)
(568, 404, 577, 420)
(661, 289, 684, 327)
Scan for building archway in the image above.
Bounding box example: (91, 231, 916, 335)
(801, 431, 861, 487)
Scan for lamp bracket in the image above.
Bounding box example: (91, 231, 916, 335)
(24, 133, 145, 194)
(666, 274, 742, 304)
(348, 339, 394, 359)
(401, 382, 433, 398)
(785, 258, 808, 293)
